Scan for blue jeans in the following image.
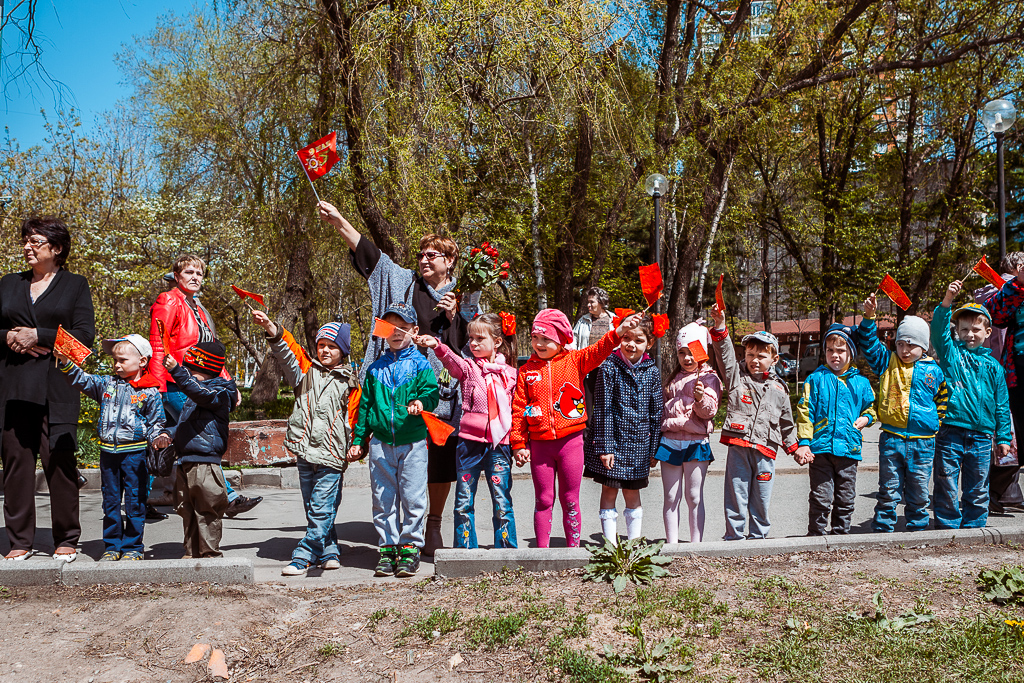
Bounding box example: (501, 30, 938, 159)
(453, 441, 517, 549)
(723, 445, 775, 540)
(873, 432, 934, 532)
(934, 425, 991, 529)
(369, 438, 429, 547)
(100, 449, 147, 553)
(160, 383, 238, 502)
(292, 458, 344, 565)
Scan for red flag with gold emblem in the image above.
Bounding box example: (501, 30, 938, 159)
(296, 132, 340, 180)
(878, 274, 912, 311)
(54, 325, 91, 366)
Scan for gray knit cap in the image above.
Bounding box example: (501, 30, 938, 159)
(895, 315, 929, 351)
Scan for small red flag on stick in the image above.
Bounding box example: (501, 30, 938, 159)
(639, 263, 664, 308)
(295, 131, 340, 202)
(421, 411, 455, 446)
(973, 256, 1004, 290)
(155, 318, 173, 355)
(651, 314, 670, 338)
(687, 339, 709, 364)
(715, 274, 725, 312)
(612, 308, 635, 327)
(231, 284, 265, 307)
(878, 274, 912, 311)
(54, 325, 91, 366)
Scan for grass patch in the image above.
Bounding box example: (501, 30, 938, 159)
(400, 607, 462, 641)
(465, 612, 528, 649)
(541, 636, 626, 683)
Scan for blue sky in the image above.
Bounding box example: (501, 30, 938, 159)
(2, 1, 184, 148)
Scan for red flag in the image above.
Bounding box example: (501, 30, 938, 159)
(421, 411, 455, 446)
(372, 317, 397, 339)
(687, 339, 709, 364)
(155, 318, 173, 356)
(54, 325, 91, 366)
(878, 273, 912, 311)
(973, 256, 1004, 290)
(639, 263, 664, 308)
(296, 132, 339, 180)
(230, 284, 265, 307)
(612, 308, 635, 327)
(715, 274, 725, 312)
(651, 314, 670, 338)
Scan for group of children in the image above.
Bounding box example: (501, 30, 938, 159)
(67, 269, 1014, 577)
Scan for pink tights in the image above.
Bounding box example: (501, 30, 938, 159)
(530, 433, 584, 547)
(661, 461, 710, 543)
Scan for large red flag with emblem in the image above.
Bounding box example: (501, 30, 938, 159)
(296, 132, 340, 180)
(55, 325, 91, 366)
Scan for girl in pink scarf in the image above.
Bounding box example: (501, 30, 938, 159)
(417, 313, 518, 548)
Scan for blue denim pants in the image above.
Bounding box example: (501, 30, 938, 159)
(453, 440, 517, 549)
(100, 449, 147, 553)
(873, 431, 934, 532)
(292, 458, 344, 565)
(723, 445, 775, 540)
(933, 425, 991, 529)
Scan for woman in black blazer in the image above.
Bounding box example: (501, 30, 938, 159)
(0, 217, 95, 561)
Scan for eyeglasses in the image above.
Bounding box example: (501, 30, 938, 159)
(20, 236, 49, 249)
(416, 251, 445, 261)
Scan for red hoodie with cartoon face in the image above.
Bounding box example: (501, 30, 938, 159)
(510, 329, 621, 450)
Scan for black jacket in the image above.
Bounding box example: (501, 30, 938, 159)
(167, 364, 237, 464)
(0, 269, 95, 448)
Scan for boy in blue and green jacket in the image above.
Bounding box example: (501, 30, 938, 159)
(794, 324, 876, 535)
(348, 302, 439, 578)
(931, 281, 1012, 529)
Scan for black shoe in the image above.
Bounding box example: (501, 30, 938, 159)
(374, 546, 398, 577)
(77, 472, 88, 489)
(146, 505, 168, 521)
(224, 495, 263, 518)
(395, 544, 420, 577)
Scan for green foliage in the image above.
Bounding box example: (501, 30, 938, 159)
(541, 636, 626, 683)
(582, 537, 672, 593)
(400, 607, 462, 641)
(846, 591, 935, 632)
(465, 612, 528, 649)
(977, 566, 1024, 605)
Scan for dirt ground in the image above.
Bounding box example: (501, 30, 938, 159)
(1, 543, 1023, 683)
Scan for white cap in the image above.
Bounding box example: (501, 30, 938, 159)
(101, 334, 153, 358)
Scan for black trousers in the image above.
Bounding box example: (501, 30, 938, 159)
(1, 401, 80, 551)
(808, 453, 859, 535)
(999, 384, 1024, 506)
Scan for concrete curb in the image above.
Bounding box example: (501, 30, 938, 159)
(0, 558, 254, 587)
(433, 526, 1024, 578)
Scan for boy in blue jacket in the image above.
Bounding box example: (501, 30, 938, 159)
(856, 295, 949, 532)
(794, 324, 876, 535)
(931, 281, 1012, 529)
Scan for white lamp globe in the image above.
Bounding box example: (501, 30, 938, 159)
(983, 99, 1016, 134)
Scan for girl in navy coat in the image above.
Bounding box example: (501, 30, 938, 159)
(584, 316, 663, 543)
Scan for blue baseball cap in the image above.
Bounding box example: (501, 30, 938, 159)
(952, 302, 992, 324)
(741, 330, 779, 350)
(382, 302, 417, 325)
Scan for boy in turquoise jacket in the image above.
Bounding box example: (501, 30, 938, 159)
(348, 302, 439, 577)
(931, 281, 1012, 529)
(794, 324, 876, 535)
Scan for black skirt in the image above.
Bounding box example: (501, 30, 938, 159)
(585, 469, 649, 490)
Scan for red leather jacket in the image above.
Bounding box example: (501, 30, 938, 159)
(149, 287, 231, 391)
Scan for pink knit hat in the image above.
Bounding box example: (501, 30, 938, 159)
(531, 308, 573, 346)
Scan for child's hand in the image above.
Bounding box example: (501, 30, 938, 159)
(794, 446, 813, 465)
(614, 313, 642, 337)
(862, 293, 876, 317)
(942, 280, 962, 308)
(414, 335, 438, 349)
(693, 379, 705, 402)
(514, 448, 531, 466)
(407, 400, 424, 415)
(153, 433, 171, 450)
(347, 444, 365, 461)
(599, 453, 614, 470)
(54, 350, 71, 365)
(998, 443, 1011, 459)
(710, 304, 725, 330)
(650, 457, 659, 468)
(853, 416, 870, 430)
(251, 309, 277, 336)
(163, 354, 178, 370)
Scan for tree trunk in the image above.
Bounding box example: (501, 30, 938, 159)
(760, 222, 772, 334)
(553, 108, 593, 316)
(695, 158, 734, 311)
(527, 139, 547, 309)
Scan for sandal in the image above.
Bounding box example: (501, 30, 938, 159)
(52, 547, 77, 563)
(3, 549, 33, 561)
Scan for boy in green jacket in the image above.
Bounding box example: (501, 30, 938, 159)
(348, 302, 439, 577)
(931, 280, 1012, 529)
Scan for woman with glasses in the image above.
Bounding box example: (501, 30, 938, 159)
(317, 200, 469, 556)
(0, 217, 95, 561)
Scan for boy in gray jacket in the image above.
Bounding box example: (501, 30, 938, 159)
(252, 311, 359, 577)
(710, 305, 799, 540)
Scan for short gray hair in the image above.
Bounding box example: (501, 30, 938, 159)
(1001, 252, 1024, 273)
(585, 287, 609, 310)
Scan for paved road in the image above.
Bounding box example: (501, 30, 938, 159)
(2, 425, 1022, 584)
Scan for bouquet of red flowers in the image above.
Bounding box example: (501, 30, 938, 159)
(459, 241, 510, 293)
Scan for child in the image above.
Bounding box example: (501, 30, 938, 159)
(583, 316, 662, 544)
(58, 335, 167, 561)
(511, 308, 641, 548)
(710, 305, 799, 540)
(417, 313, 518, 548)
(653, 322, 722, 544)
(793, 324, 876, 536)
(348, 302, 439, 577)
(161, 340, 238, 558)
(855, 294, 948, 532)
(252, 311, 359, 576)
(930, 282, 1011, 529)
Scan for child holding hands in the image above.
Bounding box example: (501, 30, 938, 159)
(511, 308, 642, 547)
(653, 322, 722, 544)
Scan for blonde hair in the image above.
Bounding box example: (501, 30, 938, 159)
(173, 254, 206, 275)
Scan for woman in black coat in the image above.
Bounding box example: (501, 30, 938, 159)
(0, 217, 95, 561)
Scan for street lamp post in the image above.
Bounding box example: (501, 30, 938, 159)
(983, 99, 1017, 262)
(645, 173, 667, 364)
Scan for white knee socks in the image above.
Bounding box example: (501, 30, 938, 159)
(623, 507, 643, 540)
(599, 508, 618, 545)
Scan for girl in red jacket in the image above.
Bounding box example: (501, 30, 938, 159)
(512, 308, 641, 547)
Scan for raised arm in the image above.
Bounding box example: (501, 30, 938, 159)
(432, 341, 473, 381)
(169, 364, 234, 410)
(710, 327, 741, 392)
(318, 201, 363, 252)
(854, 317, 890, 376)
(266, 324, 308, 389)
(58, 361, 107, 403)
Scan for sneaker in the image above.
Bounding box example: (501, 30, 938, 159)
(374, 546, 398, 577)
(98, 550, 121, 562)
(321, 558, 341, 570)
(224, 495, 263, 518)
(146, 505, 169, 521)
(282, 561, 310, 577)
(120, 551, 143, 561)
(395, 545, 420, 578)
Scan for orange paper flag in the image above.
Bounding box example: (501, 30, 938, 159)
(155, 318, 173, 355)
(54, 325, 92, 365)
(639, 263, 664, 308)
(230, 284, 265, 307)
(612, 308, 635, 327)
(878, 273, 912, 311)
(372, 317, 397, 339)
(421, 411, 455, 446)
(973, 256, 1004, 290)
(651, 314, 670, 338)
(687, 339, 709, 364)
(715, 274, 725, 312)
